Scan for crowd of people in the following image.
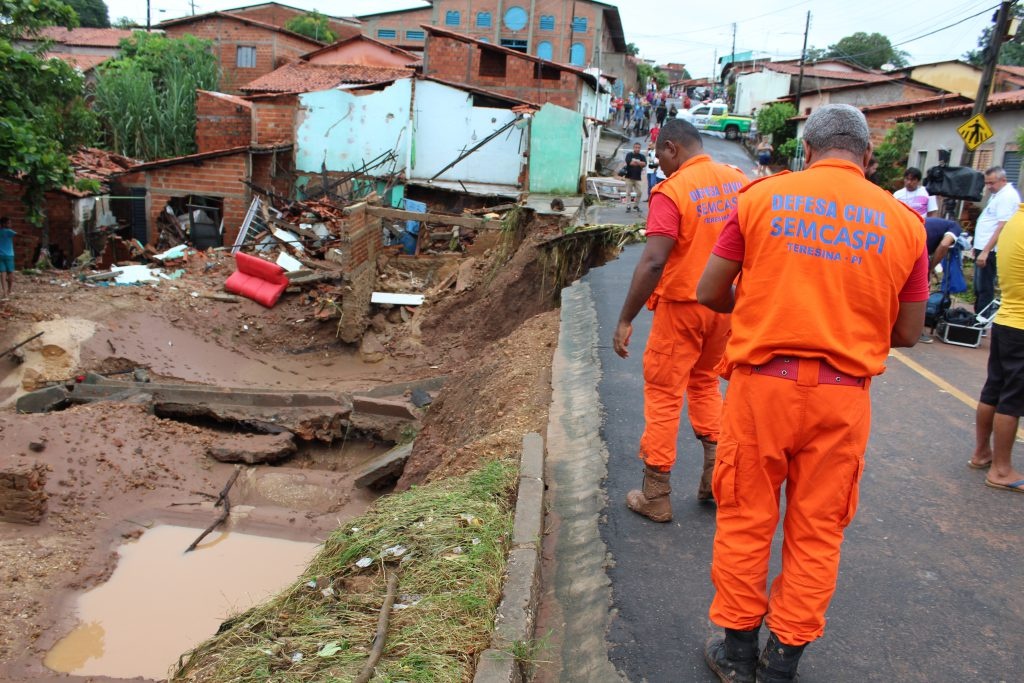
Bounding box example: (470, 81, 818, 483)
(612, 104, 1023, 683)
(612, 90, 683, 137)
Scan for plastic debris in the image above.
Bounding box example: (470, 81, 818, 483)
(355, 557, 374, 568)
(290, 652, 303, 663)
(317, 642, 343, 658)
(383, 544, 407, 558)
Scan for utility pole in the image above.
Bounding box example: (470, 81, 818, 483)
(960, 0, 1015, 166)
(730, 22, 737, 71)
(146, 0, 150, 31)
(794, 11, 811, 116)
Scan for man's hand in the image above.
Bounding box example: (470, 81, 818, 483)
(613, 320, 632, 358)
(977, 250, 990, 268)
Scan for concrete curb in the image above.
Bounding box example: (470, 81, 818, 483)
(473, 431, 545, 683)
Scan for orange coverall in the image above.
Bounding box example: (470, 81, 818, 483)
(640, 154, 747, 471)
(708, 159, 926, 645)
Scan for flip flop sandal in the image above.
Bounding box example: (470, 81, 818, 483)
(967, 460, 992, 470)
(984, 478, 1024, 493)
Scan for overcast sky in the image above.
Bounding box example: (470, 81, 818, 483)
(106, 0, 1000, 77)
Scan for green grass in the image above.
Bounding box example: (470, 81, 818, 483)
(172, 459, 519, 682)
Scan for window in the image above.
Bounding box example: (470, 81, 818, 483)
(377, 28, 397, 39)
(445, 10, 460, 26)
(693, 106, 710, 116)
(917, 151, 927, 171)
(479, 48, 507, 78)
(504, 6, 528, 31)
(476, 11, 492, 28)
(972, 144, 994, 171)
(539, 15, 555, 31)
(536, 40, 553, 61)
(405, 30, 425, 40)
(501, 39, 528, 53)
(1004, 147, 1021, 187)
(572, 16, 588, 32)
(236, 46, 256, 68)
(569, 42, 585, 66)
(534, 62, 561, 80)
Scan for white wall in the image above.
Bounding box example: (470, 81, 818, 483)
(735, 70, 792, 116)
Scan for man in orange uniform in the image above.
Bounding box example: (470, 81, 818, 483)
(612, 119, 747, 522)
(696, 104, 928, 682)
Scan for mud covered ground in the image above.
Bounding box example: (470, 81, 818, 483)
(0, 228, 575, 681)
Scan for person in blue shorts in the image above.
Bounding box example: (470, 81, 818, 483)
(0, 217, 16, 299)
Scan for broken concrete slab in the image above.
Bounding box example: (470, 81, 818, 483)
(207, 433, 297, 465)
(354, 441, 412, 489)
(352, 395, 420, 420)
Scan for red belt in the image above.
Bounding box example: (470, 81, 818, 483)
(745, 356, 866, 387)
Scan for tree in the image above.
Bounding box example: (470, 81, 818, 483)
(964, 5, 1024, 66)
(873, 122, 914, 191)
(93, 32, 219, 160)
(825, 32, 908, 70)
(284, 10, 336, 43)
(625, 42, 640, 57)
(755, 102, 797, 144)
(65, 0, 109, 28)
(0, 0, 98, 257)
(112, 16, 135, 29)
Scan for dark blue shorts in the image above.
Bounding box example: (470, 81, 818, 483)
(0, 255, 14, 273)
(980, 323, 1024, 417)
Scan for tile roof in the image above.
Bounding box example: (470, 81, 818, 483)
(998, 65, 1024, 77)
(788, 94, 972, 120)
(895, 89, 1024, 121)
(44, 52, 111, 72)
(763, 62, 892, 82)
(59, 147, 139, 196)
(29, 27, 136, 48)
(301, 34, 421, 64)
(240, 62, 414, 93)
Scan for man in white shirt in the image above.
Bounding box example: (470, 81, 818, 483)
(974, 166, 1022, 315)
(893, 167, 937, 218)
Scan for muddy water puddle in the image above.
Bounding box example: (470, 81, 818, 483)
(45, 525, 319, 681)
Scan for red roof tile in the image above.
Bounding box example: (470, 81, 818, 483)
(895, 89, 1024, 121)
(31, 27, 136, 48)
(240, 62, 413, 93)
(44, 52, 111, 72)
(764, 62, 892, 82)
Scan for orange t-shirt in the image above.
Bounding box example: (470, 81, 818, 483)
(648, 154, 748, 303)
(714, 158, 925, 377)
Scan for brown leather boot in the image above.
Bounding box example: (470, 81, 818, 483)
(626, 465, 672, 522)
(698, 439, 717, 502)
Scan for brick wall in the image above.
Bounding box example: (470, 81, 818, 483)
(425, 33, 582, 108)
(0, 180, 78, 268)
(0, 456, 47, 525)
(251, 149, 294, 199)
(165, 17, 320, 93)
(335, 202, 381, 343)
(227, 6, 360, 40)
(196, 91, 254, 153)
(252, 97, 297, 144)
(362, 0, 606, 68)
(118, 153, 250, 247)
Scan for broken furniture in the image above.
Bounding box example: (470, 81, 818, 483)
(224, 252, 290, 307)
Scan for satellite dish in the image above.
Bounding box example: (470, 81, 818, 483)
(881, 63, 895, 71)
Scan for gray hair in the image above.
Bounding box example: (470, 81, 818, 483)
(985, 166, 1007, 179)
(802, 104, 870, 156)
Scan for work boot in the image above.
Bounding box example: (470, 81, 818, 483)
(704, 626, 759, 683)
(698, 439, 717, 502)
(757, 632, 806, 682)
(625, 465, 672, 522)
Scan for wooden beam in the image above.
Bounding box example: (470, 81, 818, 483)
(365, 206, 503, 230)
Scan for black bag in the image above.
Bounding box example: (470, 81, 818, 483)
(925, 292, 950, 329)
(924, 165, 985, 201)
(618, 166, 628, 177)
(944, 308, 978, 326)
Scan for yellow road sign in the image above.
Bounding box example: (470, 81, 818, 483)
(958, 113, 994, 151)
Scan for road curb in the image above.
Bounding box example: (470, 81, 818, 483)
(473, 431, 545, 683)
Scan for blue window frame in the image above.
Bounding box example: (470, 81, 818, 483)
(501, 38, 528, 52)
(572, 16, 588, 32)
(536, 41, 553, 61)
(377, 29, 397, 39)
(445, 10, 461, 26)
(504, 6, 528, 31)
(539, 15, 555, 31)
(405, 30, 425, 40)
(569, 42, 585, 65)
(476, 11, 492, 28)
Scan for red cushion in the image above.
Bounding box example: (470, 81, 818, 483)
(224, 252, 289, 307)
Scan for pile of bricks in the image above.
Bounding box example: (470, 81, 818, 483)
(0, 455, 48, 525)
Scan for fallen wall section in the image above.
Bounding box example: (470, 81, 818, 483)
(0, 455, 48, 525)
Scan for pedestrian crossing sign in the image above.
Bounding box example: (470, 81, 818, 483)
(957, 113, 994, 151)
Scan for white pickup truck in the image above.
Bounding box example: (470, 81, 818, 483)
(676, 103, 754, 140)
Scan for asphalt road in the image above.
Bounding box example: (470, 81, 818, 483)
(547, 134, 1024, 682)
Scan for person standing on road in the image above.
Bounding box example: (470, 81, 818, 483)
(755, 138, 773, 178)
(972, 166, 1021, 316)
(0, 217, 16, 299)
(893, 167, 938, 218)
(696, 104, 928, 682)
(623, 142, 646, 214)
(969, 201, 1024, 493)
(612, 119, 747, 521)
(645, 141, 663, 200)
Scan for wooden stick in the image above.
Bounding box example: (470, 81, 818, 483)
(354, 570, 401, 683)
(184, 467, 241, 553)
(0, 332, 43, 359)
